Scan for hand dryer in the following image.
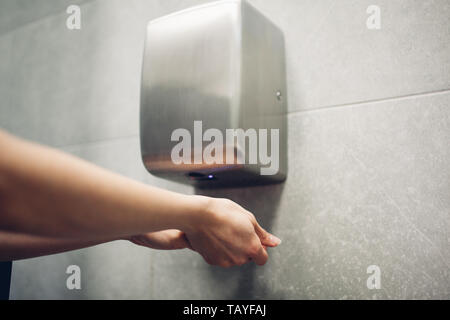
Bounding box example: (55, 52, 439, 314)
(140, 0, 287, 188)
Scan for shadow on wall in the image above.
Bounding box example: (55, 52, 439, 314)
(195, 183, 286, 299)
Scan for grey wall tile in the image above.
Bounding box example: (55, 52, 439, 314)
(152, 92, 450, 300)
(0, 33, 13, 123)
(274, 92, 450, 299)
(249, 0, 450, 112)
(5, 1, 146, 146)
(1, 0, 214, 147)
(10, 241, 154, 300)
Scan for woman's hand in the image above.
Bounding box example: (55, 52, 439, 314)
(183, 197, 281, 268)
(129, 197, 282, 269)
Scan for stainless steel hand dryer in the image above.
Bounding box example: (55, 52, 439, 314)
(140, 0, 287, 188)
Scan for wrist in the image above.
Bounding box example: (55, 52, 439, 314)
(178, 195, 214, 234)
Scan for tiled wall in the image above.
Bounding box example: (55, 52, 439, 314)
(0, 0, 449, 299)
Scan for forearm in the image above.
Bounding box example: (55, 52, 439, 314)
(0, 130, 203, 240)
(0, 231, 116, 261)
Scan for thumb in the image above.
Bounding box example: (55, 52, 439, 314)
(254, 223, 281, 247)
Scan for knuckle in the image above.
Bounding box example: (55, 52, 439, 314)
(247, 212, 257, 225)
(222, 199, 236, 208)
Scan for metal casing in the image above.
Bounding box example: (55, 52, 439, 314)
(140, 0, 287, 188)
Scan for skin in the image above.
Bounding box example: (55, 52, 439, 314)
(0, 230, 190, 261)
(0, 130, 281, 267)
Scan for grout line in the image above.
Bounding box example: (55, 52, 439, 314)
(55, 87, 450, 150)
(288, 88, 450, 116)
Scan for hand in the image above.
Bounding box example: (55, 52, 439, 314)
(129, 230, 193, 251)
(184, 197, 281, 268)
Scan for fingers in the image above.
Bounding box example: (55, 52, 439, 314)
(188, 198, 281, 269)
(253, 221, 281, 248)
(249, 244, 269, 266)
(244, 209, 281, 248)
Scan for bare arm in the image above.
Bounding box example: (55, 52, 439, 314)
(0, 231, 113, 261)
(0, 130, 202, 239)
(0, 130, 280, 267)
(0, 230, 192, 261)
